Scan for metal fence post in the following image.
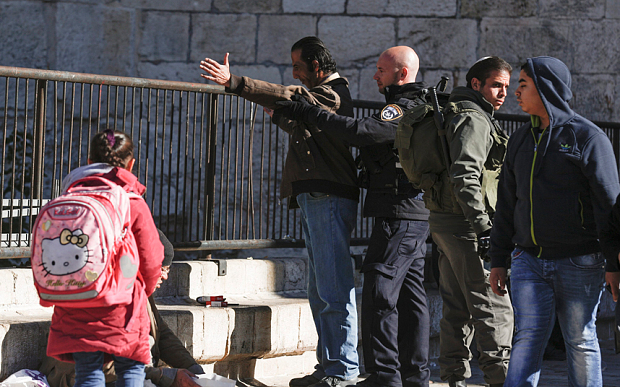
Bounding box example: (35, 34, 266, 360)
(205, 94, 218, 245)
(33, 80, 46, 200)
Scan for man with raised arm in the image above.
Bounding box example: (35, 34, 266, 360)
(200, 37, 360, 387)
(275, 46, 431, 387)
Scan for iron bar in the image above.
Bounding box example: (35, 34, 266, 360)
(0, 66, 223, 94)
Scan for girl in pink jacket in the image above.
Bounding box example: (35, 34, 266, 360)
(46, 130, 164, 387)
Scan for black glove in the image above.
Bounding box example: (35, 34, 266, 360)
(274, 94, 321, 123)
(477, 229, 491, 261)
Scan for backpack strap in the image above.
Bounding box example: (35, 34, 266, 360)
(451, 100, 498, 134)
(126, 192, 144, 199)
(67, 175, 119, 191)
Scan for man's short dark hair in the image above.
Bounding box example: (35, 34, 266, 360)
(291, 36, 338, 75)
(466, 56, 512, 88)
(520, 62, 533, 79)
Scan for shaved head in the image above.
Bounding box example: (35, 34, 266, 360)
(381, 46, 419, 81)
(374, 46, 420, 93)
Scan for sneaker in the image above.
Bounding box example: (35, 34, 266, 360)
(312, 376, 359, 387)
(290, 375, 322, 387)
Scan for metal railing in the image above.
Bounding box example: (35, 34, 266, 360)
(0, 66, 374, 258)
(2, 66, 620, 259)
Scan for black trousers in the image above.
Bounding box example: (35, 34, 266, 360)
(361, 218, 430, 387)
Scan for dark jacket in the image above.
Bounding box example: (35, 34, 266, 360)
(428, 87, 508, 235)
(489, 56, 620, 271)
(226, 73, 359, 205)
(276, 82, 430, 220)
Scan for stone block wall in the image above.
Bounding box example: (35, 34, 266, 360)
(1, 0, 619, 120)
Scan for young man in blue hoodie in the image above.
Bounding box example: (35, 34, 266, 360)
(489, 56, 620, 387)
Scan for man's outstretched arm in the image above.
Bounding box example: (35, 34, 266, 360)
(199, 53, 308, 109)
(275, 96, 403, 147)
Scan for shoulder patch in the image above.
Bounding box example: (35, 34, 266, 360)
(380, 104, 403, 121)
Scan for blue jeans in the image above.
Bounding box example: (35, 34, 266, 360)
(297, 192, 359, 380)
(73, 351, 145, 387)
(506, 249, 605, 387)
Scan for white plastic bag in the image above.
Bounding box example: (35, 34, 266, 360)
(194, 373, 236, 387)
(0, 370, 49, 387)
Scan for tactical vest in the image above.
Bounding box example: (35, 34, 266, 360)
(395, 100, 508, 215)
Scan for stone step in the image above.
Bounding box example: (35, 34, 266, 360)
(0, 258, 348, 380)
(0, 290, 444, 382)
(0, 258, 615, 383)
(0, 295, 322, 380)
(156, 258, 314, 301)
(0, 258, 328, 310)
(0, 308, 53, 379)
(155, 296, 318, 363)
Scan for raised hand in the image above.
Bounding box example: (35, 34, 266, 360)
(199, 53, 231, 88)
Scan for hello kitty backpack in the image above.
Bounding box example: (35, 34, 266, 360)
(31, 175, 141, 308)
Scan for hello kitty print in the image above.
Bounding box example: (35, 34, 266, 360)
(41, 229, 90, 276)
(32, 203, 108, 292)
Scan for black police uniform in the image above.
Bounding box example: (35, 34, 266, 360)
(358, 84, 430, 387)
(276, 83, 431, 387)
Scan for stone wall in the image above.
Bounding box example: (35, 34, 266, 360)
(1, 0, 619, 120)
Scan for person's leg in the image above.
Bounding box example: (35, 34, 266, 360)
(432, 232, 474, 383)
(456, 233, 513, 386)
(542, 317, 566, 361)
(616, 290, 620, 354)
(112, 355, 145, 387)
(361, 219, 429, 387)
(73, 351, 105, 387)
(361, 218, 401, 386)
(504, 249, 555, 387)
(398, 224, 430, 387)
(298, 205, 326, 383)
(555, 252, 605, 387)
(297, 192, 359, 381)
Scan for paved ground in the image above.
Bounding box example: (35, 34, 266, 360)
(257, 341, 620, 387)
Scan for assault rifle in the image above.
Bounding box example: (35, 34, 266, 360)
(428, 76, 452, 171)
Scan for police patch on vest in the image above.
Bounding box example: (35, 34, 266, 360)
(380, 104, 403, 121)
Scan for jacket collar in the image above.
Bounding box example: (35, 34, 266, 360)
(61, 163, 146, 196)
(383, 82, 427, 103)
(448, 86, 495, 115)
(62, 163, 114, 192)
(318, 72, 341, 87)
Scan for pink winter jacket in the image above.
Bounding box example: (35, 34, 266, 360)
(46, 165, 164, 364)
